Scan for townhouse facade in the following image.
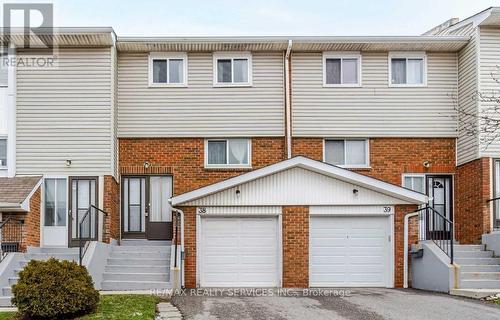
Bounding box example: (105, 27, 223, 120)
(0, 7, 500, 294)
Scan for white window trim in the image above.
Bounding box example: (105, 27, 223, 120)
(388, 51, 427, 87)
(323, 138, 370, 169)
(204, 138, 252, 169)
(213, 52, 253, 87)
(0, 135, 7, 170)
(323, 52, 362, 87)
(148, 52, 188, 87)
(401, 174, 426, 193)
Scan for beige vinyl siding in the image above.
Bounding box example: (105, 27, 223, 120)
(292, 52, 458, 137)
(479, 27, 500, 158)
(454, 24, 480, 165)
(16, 48, 114, 176)
(117, 52, 284, 137)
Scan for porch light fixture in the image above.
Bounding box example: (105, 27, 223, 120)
(65, 159, 72, 167)
(235, 189, 241, 197)
(423, 160, 430, 168)
(353, 188, 359, 195)
(144, 161, 151, 169)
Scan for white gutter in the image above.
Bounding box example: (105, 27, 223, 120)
(404, 210, 420, 288)
(171, 207, 185, 288)
(285, 40, 293, 159)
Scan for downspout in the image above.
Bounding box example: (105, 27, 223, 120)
(171, 207, 185, 288)
(285, 40, 293, 159)
(403, 210, 419, 288)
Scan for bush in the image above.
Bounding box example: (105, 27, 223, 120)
(12, 258, 99, 319)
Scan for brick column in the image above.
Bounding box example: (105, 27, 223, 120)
(182, 206, 197, 288)
(282, 206, 309, 288)
(103, 175, 120, 243)
(394, 204, 418, 288)
(24, 187, 41, 249)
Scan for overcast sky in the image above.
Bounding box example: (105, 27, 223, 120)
(2, 0, 500, 36)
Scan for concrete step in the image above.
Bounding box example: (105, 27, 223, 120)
(18, 260, 28, 268)
(24, 253, 79, 262)
(0, 296, 12, 307)
(107, 258, 169, 266)
(120, 240, 172, 247)
(451, 288, 500, 299)
(109, 251, 170, 259)
(2, 287, 11, 296)
(8, 277, 18, 286)
(101, 280, 171, 291)
(461, 272, 500, 280)
(103, 272, 169, 282)
(454, 245, 485, 251)
(112, 246, 171, 253)
(455, 257, 500, 265)
(454, 250, 494, 258)
(27, 247, 79, 254)
(460, 264, 500, 272)
(460, 279, 500, 289)
(105, 265, 169, 273)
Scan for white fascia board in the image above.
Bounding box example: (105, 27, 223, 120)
(20, 177, 43, 212)
(170, 156, 428, 206)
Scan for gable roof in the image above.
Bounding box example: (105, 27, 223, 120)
(0, 176, 42, 212)
(170, 156, 428, 206)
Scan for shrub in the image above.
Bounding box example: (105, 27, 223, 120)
(12, 258, 99, 319)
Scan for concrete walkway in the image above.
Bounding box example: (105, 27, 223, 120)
(171, 288, 500, 320)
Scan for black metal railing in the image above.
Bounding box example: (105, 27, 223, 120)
(173, 210, 180, 268)
(415, 206, 454, 264)
(0, 217, 24, 262)
(487, 196, 500, 230)
(70, 205, 108, 265)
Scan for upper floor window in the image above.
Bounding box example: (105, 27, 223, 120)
(0, 138, 6, 168)
(403, 174, 425, 194)
(324, 139, 369, 168)
(205, 138, 251, 168)
(148, 53, 187, 87)
(323, 52, 361, 86)
(213, 52, 252, 87)
(389, 52, 427, 86)
(0, 52, 7, 87)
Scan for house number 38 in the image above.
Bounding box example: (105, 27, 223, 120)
(383, 207, 391, 213)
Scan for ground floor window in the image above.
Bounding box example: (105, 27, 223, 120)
(44, 178, 67, 226)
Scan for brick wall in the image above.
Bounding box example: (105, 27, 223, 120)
(293, 138, 456, 184)
(24, 187, 41, 249)
(103, 175, 120, 243)
(282, 206, 309, 287)
(119, 138, 286, 195)
(182, 206, 197, 288)
(394, 204, 419, 288)
(455, 158, 491, 244)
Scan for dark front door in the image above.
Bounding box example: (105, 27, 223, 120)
(426, 175, 453, 239)
(122, 176, 173, 240)
(69, 177, 98, 246)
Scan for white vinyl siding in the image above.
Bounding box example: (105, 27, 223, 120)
(292, 52, 458, 137)
(118, 52, 284, 137)
(454, 24, 480, 165)
(16, 48, 114, 175)
(479, 27, 500, 158)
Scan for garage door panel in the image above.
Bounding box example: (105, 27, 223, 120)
(310, 216, 391, 287)
(201, 217, 279, 287)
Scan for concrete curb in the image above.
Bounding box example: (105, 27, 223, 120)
(156, 302, 182, 320)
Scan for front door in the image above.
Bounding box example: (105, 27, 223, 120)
(69, 177, 98, 246)
(122, 176, 173, 240)
(426, 175, 453, 238)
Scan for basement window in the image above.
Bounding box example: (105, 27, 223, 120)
(324, 139, 369, 168)
(205, 139, 251, 168)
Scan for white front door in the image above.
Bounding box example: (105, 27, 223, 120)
(42, 178, 68, 247)
(310, 215, 392, 287)
(200, 217, 279, 287)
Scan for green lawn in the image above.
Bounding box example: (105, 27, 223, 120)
(0, 294, 159, 320)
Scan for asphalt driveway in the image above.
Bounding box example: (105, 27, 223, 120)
(171, 288, 500, 320)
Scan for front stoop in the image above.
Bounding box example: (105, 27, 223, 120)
(157, 302, 182, 320)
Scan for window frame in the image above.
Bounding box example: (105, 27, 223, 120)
(204, 138, 252, 168)
(148, 52, 188, 87)
(213, 52, 253, 87)
(402, 173, 426, 194)
(388, 52, 427, 87)
(0, 136, 7, 169)
(43, 177, 68, 227)
(323, 52, 362, 87)
(323, 138, 370, 168)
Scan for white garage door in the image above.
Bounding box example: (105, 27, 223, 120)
(310, 216, 392, 287)
(200, 217, 279, 287)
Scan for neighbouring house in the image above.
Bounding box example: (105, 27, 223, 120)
(0, 6, 499, 305)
